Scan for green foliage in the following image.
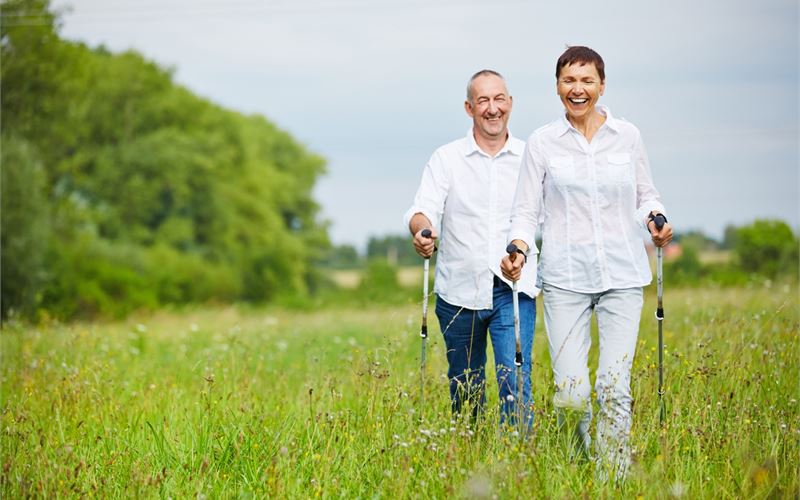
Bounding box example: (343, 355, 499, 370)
(664, 243, 704, 284)
(320, 244, 362, 269)
(367, 234, 419, 266)
(0, 135, 50, 317)
(734, 220, 798, 278)
(1, 0, 329, 319)
(358, 259, 402, 302)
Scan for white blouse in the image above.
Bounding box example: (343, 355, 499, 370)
(509, 106, 666, 293)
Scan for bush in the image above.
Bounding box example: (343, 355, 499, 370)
(360, 259, 400, 297)
(734, 220, 798, 278)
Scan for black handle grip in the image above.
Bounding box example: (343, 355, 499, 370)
(506, 243, 518, 255)
(421, 229, 432, 238)
(654, 214, 666, 230)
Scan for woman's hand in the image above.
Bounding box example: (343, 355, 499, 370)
(647, 214, 673, 248)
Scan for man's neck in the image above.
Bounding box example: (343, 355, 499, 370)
(473, 129, 508, 157)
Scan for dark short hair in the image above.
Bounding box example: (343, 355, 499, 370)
(466, 69, 505, 102)
(556, 46, 605, 82)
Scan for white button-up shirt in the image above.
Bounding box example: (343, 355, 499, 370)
(509, 107, 665, 293)
(404, 130, 539, 310)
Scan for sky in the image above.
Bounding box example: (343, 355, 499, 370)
(49, 0, 799, 251)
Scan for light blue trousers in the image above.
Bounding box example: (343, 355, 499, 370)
(542, 282, 643, 478)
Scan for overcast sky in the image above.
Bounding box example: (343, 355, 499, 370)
(50, 0, 799, 250)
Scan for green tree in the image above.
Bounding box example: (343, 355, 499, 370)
(367, 234, 419, 266)
(734, 220, 799, 278)
(1, 0, 331, 319)
(0, 136, 51, 317)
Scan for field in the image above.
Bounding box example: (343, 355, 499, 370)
(1, 283, 798, 498)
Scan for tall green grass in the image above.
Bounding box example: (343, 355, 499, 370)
(2, 284, 798, 497)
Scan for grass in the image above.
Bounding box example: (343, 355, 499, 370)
(1, 283, 798, 498)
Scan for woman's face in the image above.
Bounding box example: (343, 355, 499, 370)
(557, 62, 605, 122)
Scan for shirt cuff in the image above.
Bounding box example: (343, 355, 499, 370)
(403, 206, 440, 234)
(507, 229, 539, 255)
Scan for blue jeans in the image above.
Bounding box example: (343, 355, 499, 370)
(435, 278, 536, 427)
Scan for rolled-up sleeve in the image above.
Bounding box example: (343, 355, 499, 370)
(508, 136, 545, 254)
(403, 149, 450, 234)
(632, 131, 665, 230)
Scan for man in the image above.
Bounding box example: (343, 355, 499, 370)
(404, 70, 538, 427)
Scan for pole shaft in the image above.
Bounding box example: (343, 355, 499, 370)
(420, 258, 430, 405)
(512, 281, 523, 429)
(657, 247, 665, 424)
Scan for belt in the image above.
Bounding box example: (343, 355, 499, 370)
(493, 274, 507, 288)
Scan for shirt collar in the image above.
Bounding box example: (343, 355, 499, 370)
(556, 105, 620, 136)
(465, 128, 522, 157)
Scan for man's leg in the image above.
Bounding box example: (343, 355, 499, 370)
(542, 282, 594, 456)
(487, 279, 535, 429)
(594, 287, 643, 481)
(435, 295, 488, 420)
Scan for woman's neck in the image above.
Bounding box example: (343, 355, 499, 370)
(568, 108, 606, 143)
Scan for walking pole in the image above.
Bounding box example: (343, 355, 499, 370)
(653, 215, 667, 424)
(419, 229, 433, 406)
(506, 243, 524, 429)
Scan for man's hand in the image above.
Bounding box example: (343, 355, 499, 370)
(647, 214, 673, 248)
(413, 228, 438, 258)
(500, 239, 528, 282)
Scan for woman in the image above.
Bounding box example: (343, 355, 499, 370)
(501, 46, 672, 479)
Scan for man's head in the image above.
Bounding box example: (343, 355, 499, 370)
(465, 69, 512, 142)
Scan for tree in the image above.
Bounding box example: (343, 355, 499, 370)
(734, 220, 799, 278)
(0, 136, 50, 317)
(0, 0, 331, 318)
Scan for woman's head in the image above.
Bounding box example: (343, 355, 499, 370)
(556, 46, 605, 82)
(555, 46, 605, 123)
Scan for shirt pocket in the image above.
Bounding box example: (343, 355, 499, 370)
(547, 156, 575, 186)
(605, 153, 632, 187)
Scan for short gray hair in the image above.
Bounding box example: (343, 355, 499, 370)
(466, 69, 505, 102)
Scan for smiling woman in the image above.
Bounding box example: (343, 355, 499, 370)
(502, 45, 674, 482)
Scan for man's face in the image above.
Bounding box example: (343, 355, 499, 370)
(465, 74, 512, 140)
(557, 62, 605, 122)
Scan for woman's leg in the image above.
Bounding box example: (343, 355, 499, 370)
(594, 286, 643, 480)
(542, 283, 594, 454)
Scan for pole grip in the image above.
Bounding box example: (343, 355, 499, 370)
(653, 214, 666, 230)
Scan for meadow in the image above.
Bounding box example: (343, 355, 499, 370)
(1, 281, 798, 498)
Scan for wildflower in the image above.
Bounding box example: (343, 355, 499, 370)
(669, 481, 686, 497)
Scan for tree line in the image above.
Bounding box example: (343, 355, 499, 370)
(1, 0, 330, 319)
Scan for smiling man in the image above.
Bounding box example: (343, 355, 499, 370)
(404, 70, 539, 429)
